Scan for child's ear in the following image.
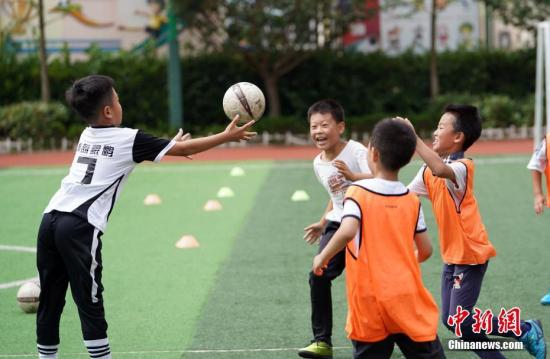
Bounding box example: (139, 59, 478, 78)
(337, 121, 345, 134)
(372, 147, 380, 163)
(103, 105, 113, 119)
(454, 131, 465, 145)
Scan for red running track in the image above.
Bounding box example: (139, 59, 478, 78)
(0, 140, 534, 168)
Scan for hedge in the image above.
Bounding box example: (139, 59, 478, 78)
(0, 47, 536, 134)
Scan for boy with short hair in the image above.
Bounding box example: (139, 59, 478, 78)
(404, 105, 546, 359)
(312, 118, 445, 359)
(299, 99, 372, 359)
(527, 133, 550, 305)
(36, 75, 256, 359)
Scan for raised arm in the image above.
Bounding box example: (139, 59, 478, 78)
(414, 136, 456, 181)
(395, 117, 456, 181)
(166, 115, 256, 157)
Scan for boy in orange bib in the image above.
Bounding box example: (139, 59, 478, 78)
(313, 119, 445, 359)
(404, 105, 546, 359)
(527, 132, 550, 305)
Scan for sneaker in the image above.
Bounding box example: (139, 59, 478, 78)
(541, 291, 550, 306)
(520, 319, 546, 359)
(298, 341, 333, 359)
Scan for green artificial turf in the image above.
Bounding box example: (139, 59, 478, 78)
(1, 156, 548, 359)
(186, 157, 548, 359)
(0, 161, 272, 358)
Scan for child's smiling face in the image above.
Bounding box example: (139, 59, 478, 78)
(309, 113, 344, 152)
(432, 112, 462, 156)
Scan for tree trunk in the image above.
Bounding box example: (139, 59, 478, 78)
(38, 0, 50, 103)
(429, 0, 439, 99)
(261, 72, 281, 117)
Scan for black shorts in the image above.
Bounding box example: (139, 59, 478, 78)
(353, 334, 445, 359)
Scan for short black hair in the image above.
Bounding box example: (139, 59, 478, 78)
(444, 104, 482, 151)
(370, 118, 416, 171)
(307, 99, 344, 123)
(65, 75, 114, 123)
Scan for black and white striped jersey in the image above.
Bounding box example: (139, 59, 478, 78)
(44, 126, 175, 232)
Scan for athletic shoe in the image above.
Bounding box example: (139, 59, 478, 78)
(298, 341, 333, 359)
(541, 291, 550, 306)
(520, 319, 546, 359)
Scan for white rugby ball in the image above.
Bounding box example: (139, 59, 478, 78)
(17, 281, 40, 314)
(222, 82, 265, 122)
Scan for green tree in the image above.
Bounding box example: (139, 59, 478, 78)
(483, 0, 550, 32)
(174, 0, 364, 116)
(1, 0, 51, 102)
(38, 0, 50, 102)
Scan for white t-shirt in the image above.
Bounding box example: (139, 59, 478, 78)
(342, 178, 427, 252)
(527, 138, 547, 173)
(313, 140, 371, 223)
(407, 157, 468, 212)
(45, 127, 175, 232)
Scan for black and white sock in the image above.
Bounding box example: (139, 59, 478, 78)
(84, 338, 111, 359)
(37, 343, 58, 359)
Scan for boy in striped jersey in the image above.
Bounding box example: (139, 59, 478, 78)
(36, 75, 256, 359)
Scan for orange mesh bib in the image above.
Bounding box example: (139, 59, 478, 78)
(343, 185, 439, 342)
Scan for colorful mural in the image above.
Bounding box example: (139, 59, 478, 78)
(344, 0, 492, 54)
(1, 0, 170, 54)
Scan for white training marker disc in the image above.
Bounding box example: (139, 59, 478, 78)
(230, 167, 245, 177)
(291, 190, 310, 202)
(217, 187, 235, 198)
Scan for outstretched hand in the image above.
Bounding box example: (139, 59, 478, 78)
(224, 115, 257, 142)
(304, 221, 324, 245)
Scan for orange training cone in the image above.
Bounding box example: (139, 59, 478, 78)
(175, 235, 200, 249)
(203, 200, 223, 211)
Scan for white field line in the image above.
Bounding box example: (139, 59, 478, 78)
(2, 341, 549, 357)
(0, 245, 36, 253)
(2, 340, 550, 357)
(0, 156, 530, 177)
(0, 346, 353, 357)
(0, 277, 38, 290)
